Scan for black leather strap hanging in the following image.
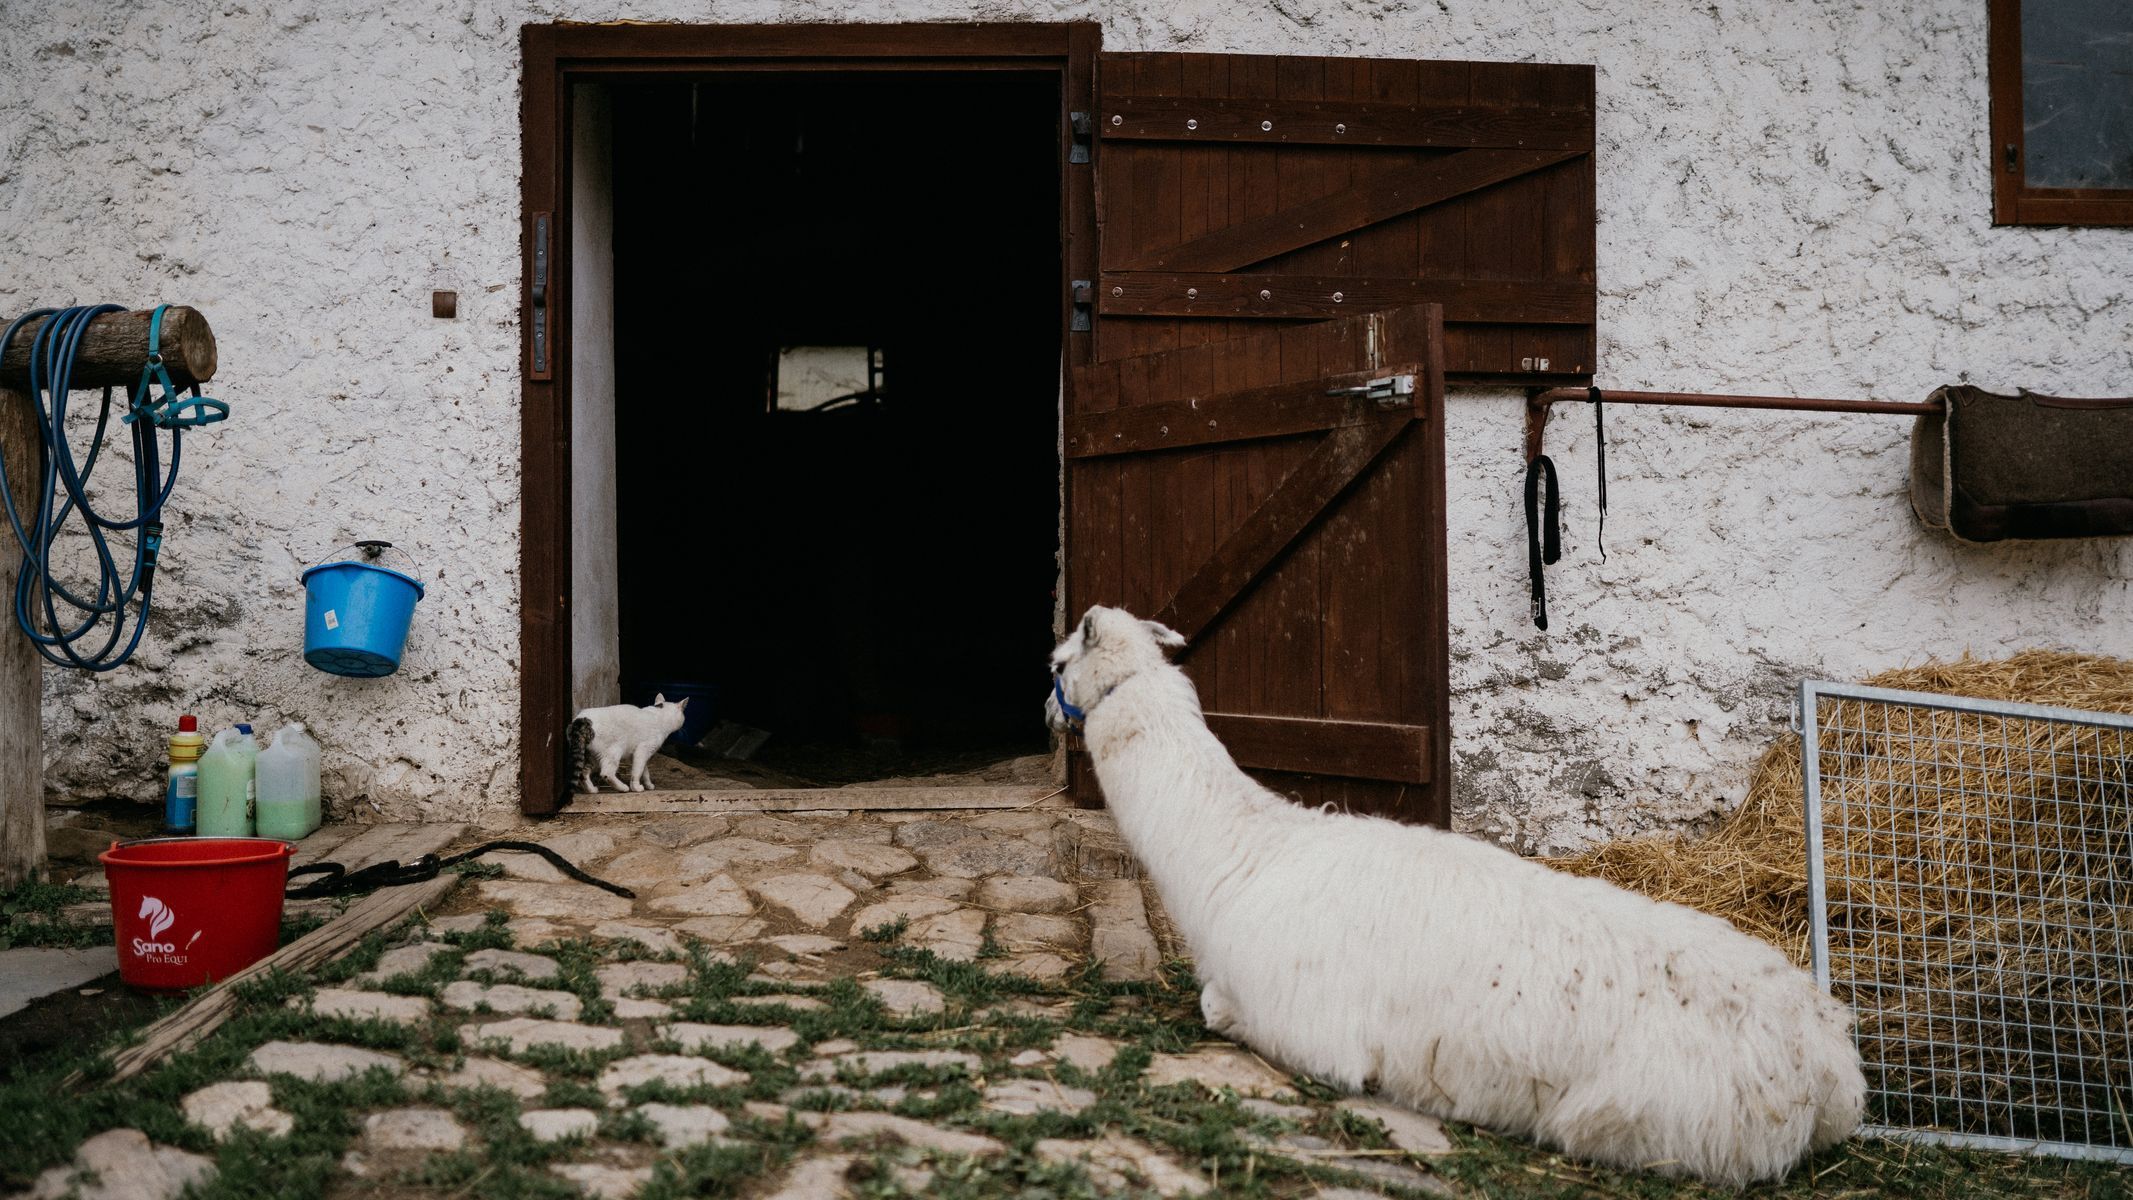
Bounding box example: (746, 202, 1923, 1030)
(1589, 386, 1608, 562)
(286, 841, 636, 900)
(1524, 454, 1562, 630)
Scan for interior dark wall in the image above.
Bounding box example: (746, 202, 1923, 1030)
(610, 73, 1061, 753)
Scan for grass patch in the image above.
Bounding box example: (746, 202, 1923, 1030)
(0, 879, 102, 949)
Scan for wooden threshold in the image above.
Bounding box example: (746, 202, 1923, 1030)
(562, 785, 1067, 814)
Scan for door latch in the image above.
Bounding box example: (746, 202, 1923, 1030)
(530, 211, 551, 377)
(1070, 280, 1093, 332)
(1326, 373, 1415, 409)
(1069, 112, 1093, 164)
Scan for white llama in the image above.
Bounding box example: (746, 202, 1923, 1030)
(1047, 606, 1865, 1187)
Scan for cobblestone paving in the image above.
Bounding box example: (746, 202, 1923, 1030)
(6, 808, 1458, 1200)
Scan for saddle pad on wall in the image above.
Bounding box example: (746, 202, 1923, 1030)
(1910, 385, 2133, 543)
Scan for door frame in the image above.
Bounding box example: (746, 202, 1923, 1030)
(518, 22, 1100, 815)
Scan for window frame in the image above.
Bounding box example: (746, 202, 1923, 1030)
(1988, 0, 2133, 227)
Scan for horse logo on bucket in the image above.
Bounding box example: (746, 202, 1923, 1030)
(133, 895, 192, 964)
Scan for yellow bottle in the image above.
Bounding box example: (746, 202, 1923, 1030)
(164, 715, 206, 834)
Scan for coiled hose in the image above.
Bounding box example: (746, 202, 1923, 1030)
(0, 304, 220, 671)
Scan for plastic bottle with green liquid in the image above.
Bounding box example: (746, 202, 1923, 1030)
(255, 723, 322, 840)
(196, 724, 259, 837)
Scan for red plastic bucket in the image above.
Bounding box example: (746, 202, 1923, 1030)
(99, 837, 293, 991)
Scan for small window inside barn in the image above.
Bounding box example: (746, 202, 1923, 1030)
(773, 345, 878, 412)
(603, 73, 1062, 791)
(1989, 0, 2133, 226)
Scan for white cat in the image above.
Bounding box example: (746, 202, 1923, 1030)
(567, 696, 689, 793)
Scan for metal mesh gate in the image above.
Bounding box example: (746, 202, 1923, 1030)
(1801, 681, 2133, 1163)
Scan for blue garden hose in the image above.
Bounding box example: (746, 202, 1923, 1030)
(0, 304, 226, 671)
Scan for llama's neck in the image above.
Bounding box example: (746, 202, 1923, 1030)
(1084, 670, 1292, 920)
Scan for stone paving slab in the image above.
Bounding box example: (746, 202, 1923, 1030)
(1036, 1132, 1207, 1197)
(441, 980, 583, 1020)
(436, 1055, 549, 1099)
(247, 1040, 404, 1083)
(180, 1080, 294, 1141)
(520, 1107, 600, 1143)
(469, 1018, 625, 1055)
(598, 1053, 748, 1095)
(659, 1021, 800, 1053)
(463, 947, 562, 981)
(20, 1128, 215, 1200)
(294, 988, 435, 1025)
(0, 945, 119, 1019)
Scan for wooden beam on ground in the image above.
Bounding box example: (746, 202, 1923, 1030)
(562, 785, 1067, 814)
(82, 874, 459, 1087)
(0, 385, 42, 888)
(0, 307, 218, 390)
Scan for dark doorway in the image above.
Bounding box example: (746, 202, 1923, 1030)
(607, 73, 1062, 787)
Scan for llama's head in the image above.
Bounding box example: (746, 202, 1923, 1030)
(1045, 606, 1187, 731)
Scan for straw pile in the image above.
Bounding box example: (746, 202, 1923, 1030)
(1548, 650, 2133, 1145)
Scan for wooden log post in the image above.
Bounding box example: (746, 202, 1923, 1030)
(0, 384, 45, 888)
(0, 307, 218, 887)
(0, 306, 218, 390)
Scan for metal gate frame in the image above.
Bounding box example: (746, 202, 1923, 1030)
(1801, 679, 2133, 1164)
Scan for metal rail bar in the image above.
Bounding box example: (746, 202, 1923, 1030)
(1521, 386, 1944, 460)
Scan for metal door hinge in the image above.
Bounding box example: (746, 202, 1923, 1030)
(1070, 279, 1093, 332)
(1327, 373, 1415, 409)
(530, 211, 551, 377)
(1069, 112, 1093, 164)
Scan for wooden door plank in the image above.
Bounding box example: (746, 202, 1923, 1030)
(1121, 148, 1579, 273)
(1206, 713, 1432, 783)
(1153, 413, 1411, 644)
(1462, 65, 1548, 378)
(1099, 96, 1591, 149)
(1065, 362, 1427, 457)
(1257, 57, 1337, 813)
(1208, 52, 1285, 732)
(1098, 272, 1593, 323)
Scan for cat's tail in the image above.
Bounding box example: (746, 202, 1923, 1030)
(565, 717, 594, 797)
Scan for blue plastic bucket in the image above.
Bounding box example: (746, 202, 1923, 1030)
(300, 557, 425, 678)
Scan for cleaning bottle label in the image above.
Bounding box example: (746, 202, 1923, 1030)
(166, 773, 197, 833)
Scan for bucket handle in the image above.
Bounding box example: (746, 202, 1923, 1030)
(307, 540, 422, 580)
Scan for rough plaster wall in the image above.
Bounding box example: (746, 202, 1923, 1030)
(3, 0, 2128, 846)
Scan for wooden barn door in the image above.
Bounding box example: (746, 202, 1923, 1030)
(1065, 303, 1448, 824)
(1063, 51, 1593, 824)
(1089, 52, 1594, 381)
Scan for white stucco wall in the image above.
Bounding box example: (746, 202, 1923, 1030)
(3, 1, 2128, 844)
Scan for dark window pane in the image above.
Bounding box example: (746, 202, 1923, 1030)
(2021, 1, 2133, 189)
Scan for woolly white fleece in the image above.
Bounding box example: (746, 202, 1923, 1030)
(1047, 606, 1865, 1187)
